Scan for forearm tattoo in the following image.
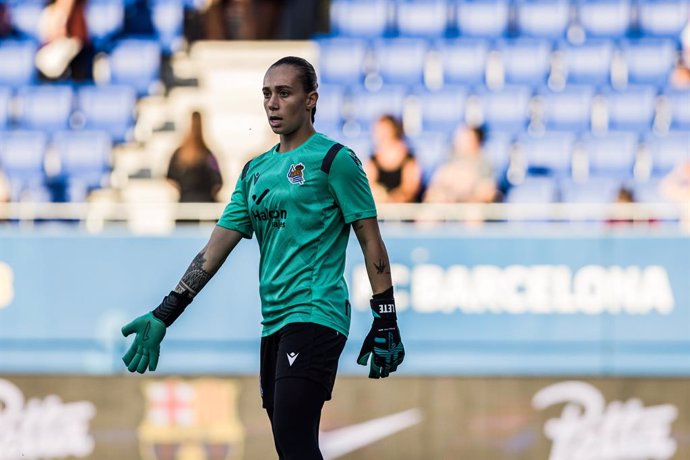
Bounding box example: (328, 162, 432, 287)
(174, 251, 212, 298)
(374, 259, 390, 275)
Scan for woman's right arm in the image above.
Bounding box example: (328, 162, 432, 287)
(173, 225, 243, 299)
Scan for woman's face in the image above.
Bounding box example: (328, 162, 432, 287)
(262, 65, 315, 136)
(373, 118, 397, 145)
(454, 127, 480, 156)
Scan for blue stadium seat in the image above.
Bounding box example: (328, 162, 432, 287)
(109, 39, 161, 96)
(515, 0, 571, 39)
(8, 0, 43, 42)
(583, 132, 638, 177)
(578, 0, 632, 38)
(340, 134, 373, 165)
(86, 0, 125, 49)
(539, 86, 594, 132)
(479, 86, 532, 136)
(633, 179, 666, 203)
(621, 39, 676, 87)
(317, 38, 368, 86)
(349, 86, 407, 126)
(638, 0, 689, 38)
(0, 87, 11, 129)
(374, 38, 428, 85)
(77, 85, 136, 143)
(396, 0, 449, 38)
(455, 0, 510, 38)
(559, 177, 621, 203)
(644, 133, 690, 177)
(0, 130, 47, 200)
(53, 130, 112, 201)
(665, 89, 690, 131)
(506, 177, 557, 203)
(437, 38, 489, 85)
(313, 84, 345, 138)
(408, 131, 451, 184)
(498, 39, 552, 87)
(351, 86, 406, 131)
(330, 0, 391, 38)
(16, 85, 73, 133)
(604, 86, 657, 132)
(483, 134, 512, 177)
(517, 132, 575, 177)
(152, 0, 185, 54)
(417, 86, 468, 132)
(559, 40, 614, 86)
(0, 40, 37, 87)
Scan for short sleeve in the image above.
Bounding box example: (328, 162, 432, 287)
(327, 148, 377, 224)
(217, 174, 253, 238)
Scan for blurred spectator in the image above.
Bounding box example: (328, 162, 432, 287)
(423, 124, 497, 204)
(606, 186, 638, 226)
(364, 115, 422, 204)
(670, 23, 690, 88)
(36, 0, 94, 82)
(167, 111, 223, 203)
(0, 169, 9, 204)
(660, 160, 690, 231)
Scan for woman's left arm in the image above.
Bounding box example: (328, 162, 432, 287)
(352, 217, 392, 295)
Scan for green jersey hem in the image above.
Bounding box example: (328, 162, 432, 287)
(342, 209, 377, 225)
(262, 314, 350, 338)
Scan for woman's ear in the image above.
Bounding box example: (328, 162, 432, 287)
(306, 91, 318, 111)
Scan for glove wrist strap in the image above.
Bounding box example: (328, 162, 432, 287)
(370, 295, 397, 322)
(152, 291, 192, 327)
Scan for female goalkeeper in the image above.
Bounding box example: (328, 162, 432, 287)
(121, 56, 405, 460)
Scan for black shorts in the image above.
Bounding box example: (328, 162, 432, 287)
(260, 322, 347, 409)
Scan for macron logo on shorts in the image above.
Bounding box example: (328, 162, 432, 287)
(287, 352, 299, 367)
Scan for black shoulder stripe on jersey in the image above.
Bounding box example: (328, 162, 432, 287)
(321, 143, 344, 174)
(241, 160, 252, 180)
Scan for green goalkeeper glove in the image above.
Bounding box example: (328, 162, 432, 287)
(121, 312, 166, 373)
(121, 291, 191, 373)
(357, 287, 405, 379)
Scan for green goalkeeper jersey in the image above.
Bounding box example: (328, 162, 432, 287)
(217, 133, 377, 337)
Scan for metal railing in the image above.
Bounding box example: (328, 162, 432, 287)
(0, 201, 687, 232)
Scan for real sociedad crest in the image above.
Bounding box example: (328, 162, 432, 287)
(287, 163, 305, 185)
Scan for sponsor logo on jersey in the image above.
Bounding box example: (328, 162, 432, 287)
(287, 163, 305, 185)
(349, 150, 363, 168)
(252, 208, 287, 221)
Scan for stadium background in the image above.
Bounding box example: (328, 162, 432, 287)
(0, 0, 689, 459)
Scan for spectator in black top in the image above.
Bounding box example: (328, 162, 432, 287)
(364, 114, 421, 203)
(167, 111, 223, 203)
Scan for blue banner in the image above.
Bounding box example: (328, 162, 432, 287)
(0, 227, 688, 376)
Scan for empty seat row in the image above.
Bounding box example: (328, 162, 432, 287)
(505, 176, 668, 205)
(0, 84, 136, 143)
(0, 130, 112, 202)
(5, 0, 184, 54)
(318, 37, 680, 88)
(339, 129, 688, 191)
(0, 38, 162, 95)
(330, 0, 689, 40)
(315, 84, 690, 137)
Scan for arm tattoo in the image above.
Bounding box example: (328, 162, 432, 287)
(353, 221, 364, 231)
(174, 251, 212, 298)
(374, 259, 389, 275)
